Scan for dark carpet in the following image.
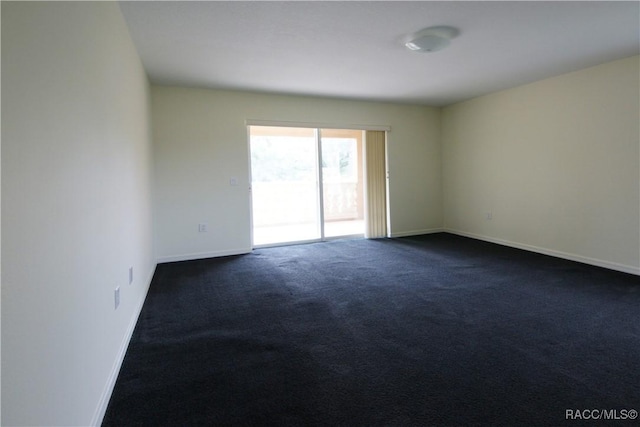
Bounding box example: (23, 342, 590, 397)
(103, 233, 640, 426)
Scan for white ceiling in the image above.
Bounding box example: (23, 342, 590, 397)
(119, 1, 640, 106)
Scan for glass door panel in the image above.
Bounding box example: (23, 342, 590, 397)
(320, 129, 365, 238)
(250, 126, 320, 246)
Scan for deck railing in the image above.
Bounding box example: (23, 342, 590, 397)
(252, 181, 361, 227)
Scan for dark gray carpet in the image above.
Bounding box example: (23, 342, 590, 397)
(103, 233, 640, 426)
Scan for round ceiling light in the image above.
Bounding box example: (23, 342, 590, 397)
(404, 26, 460, 53)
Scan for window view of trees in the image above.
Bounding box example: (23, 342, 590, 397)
(250, 135, 316, 182)
(250, 136, 357, 183)
(321, 138, 356, 182)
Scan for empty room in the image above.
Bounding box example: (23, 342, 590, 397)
(2, 1, 639, 426)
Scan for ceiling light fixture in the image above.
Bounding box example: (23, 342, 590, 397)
(404, 26, 460, 53)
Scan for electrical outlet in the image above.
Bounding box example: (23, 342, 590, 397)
(114, 287, 120, 310)
(198, 223, 208, 232)
(486, 212, 493, 220)
(129, 267, 133, 285)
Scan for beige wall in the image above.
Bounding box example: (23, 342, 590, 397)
(152, 87, 442, 262)
(2, 2, 155, 425)
(442, 56, 640, 274)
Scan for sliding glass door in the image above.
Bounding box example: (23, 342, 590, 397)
(249, 126, 365, 246)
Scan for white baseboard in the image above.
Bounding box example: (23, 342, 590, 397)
(157, 247, 252, 264)
(444, 228, 640, 276)
(389, 228, 444, 238)
(91, 263, 157, 426)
